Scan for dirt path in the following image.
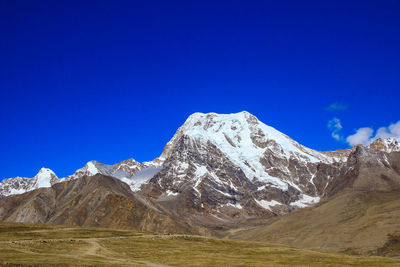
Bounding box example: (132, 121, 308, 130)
(81, 238, 171, 266)
(84, 238, 103, 256)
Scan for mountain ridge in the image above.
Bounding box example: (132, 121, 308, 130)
(0, 174, 194, 233)
(1, 111, 399, 220)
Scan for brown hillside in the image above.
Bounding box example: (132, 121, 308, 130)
(0, 174, 193, 234)
(226, 190, 400, 255)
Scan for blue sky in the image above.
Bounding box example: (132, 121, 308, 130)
(1, 0, 399, 179)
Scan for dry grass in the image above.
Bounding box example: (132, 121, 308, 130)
(227, 191, 400, 255)
(0, 222, 399, 266)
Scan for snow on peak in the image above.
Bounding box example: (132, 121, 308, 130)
(184, 111, 254, 127)
(34, 168, 57, 188)
(163, 112, 335, 188)
(86, 161, 100, 175)
(0, 167, 58, 197)
(61, 158, 162, 192)
(369, 137, 400, 153)
(36, 167, 55, 175)
(69, 160, 118, 178)
(179, 111, 311, 156)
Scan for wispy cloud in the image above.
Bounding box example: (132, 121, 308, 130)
(327, 117, 343, 141)
(375, 121, 400, 140)
(346, 127, 374, 146)
(346, 120, 400, 146)
(326, 102, 348, 112)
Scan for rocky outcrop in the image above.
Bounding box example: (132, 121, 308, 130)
(324, 146, 400, 196)
(368, 138, 400, 153)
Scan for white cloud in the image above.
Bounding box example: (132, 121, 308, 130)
(375, 121, 400, 139)
(346, 120, 400, 146)
(375, 127, 392, 139)
(346, 127, 374, 146)
(326, 102, 348, 111)
(327, 117, 343, 141)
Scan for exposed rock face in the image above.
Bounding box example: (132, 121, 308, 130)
(0, 111, 399, 227)
(225, 147, 400, 252)
(0, 174, 193, 233)
(325, 146, 400, 196)
(368, 138, 400, 153)
(140, 112, 352, 222)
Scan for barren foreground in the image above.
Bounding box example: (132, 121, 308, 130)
(0, 223, 398, 266)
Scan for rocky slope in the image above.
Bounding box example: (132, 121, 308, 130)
(224, 145, 400, 254)
(0, 174, 193, 233)
(226, 190, 400, 255)
(368, 137, 400, 153)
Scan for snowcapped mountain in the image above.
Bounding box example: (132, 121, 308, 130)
(61, 159, 163, 192)
(63, 160, 140, 181)
(368, 137, 400, 153)
(140, 111, 352, 220)
(0, 159, 162, 198)
(0, 168, 58, 198)
(1, 111, 399, 222)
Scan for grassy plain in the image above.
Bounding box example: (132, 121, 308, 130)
(0, 222, 398, 266)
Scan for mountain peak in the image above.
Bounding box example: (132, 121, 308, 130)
(33, 167, 58, 188)
(156, 111, 340, 202)
(159, 112, 261, 160)
(185, 111, 257, 124)
(368, 137, 400, 153)
(159, 111, 338, 166)
(180, 112, 306, 154)
(182, 111, 259, 134)
(86, 161, 101, 175)
(36, 167, 55, 175)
